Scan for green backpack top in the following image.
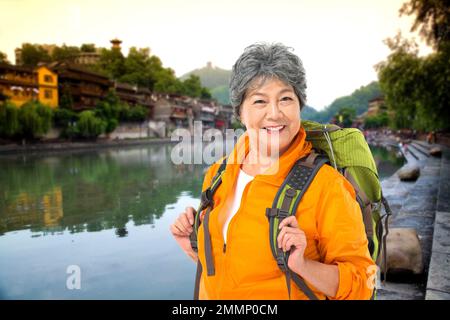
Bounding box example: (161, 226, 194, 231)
(190, 120, 392, 300)
(301, 120, 391, 265)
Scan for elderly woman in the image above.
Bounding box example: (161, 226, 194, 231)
(170, 43, 375, 300)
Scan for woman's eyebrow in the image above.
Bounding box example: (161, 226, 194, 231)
(248, 88, 294, 98)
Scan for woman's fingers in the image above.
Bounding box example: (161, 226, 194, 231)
(278, 216, 298, 229)
(185, 206, 196, 225)
(170, 206, 197, 238)
(170, 223, 186, 237)
(277, 226, 302, 248)
(174, 216, 190, 235)
(179, 212, 193, 233)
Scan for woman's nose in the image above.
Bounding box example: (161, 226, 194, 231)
(268, 102, 282, 120)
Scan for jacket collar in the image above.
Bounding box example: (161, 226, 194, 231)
(224, 126, 312, 187)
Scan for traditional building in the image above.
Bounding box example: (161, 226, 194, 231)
(74, 51, 101, 65)
(215, 104, 233, 131)
(152, 94, 195, 135)
(0, 63, 58, 107)
(367, 96, 386, 117)
(114, 82, 138, 106)
(135, 87, 154, 119)
(48, 61, 111, 111)
(194, 99, 217, 130)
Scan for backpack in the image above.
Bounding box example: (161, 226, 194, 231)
(189, 120, 392, 300)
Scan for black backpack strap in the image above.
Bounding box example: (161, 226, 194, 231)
(191, 157, 227, 299)
(266, 152, 328, 300)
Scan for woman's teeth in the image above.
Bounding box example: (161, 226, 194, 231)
(263, 125, 285, 132)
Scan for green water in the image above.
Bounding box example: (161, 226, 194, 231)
(0, 143, 405, 299)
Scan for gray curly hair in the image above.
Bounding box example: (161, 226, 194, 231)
(229, 43, 307, 119)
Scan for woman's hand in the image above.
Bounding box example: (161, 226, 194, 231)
(170, 206, 198, 262)
(277, 216, 307, 274)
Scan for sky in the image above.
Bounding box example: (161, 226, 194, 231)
(0, 0, 433, 110)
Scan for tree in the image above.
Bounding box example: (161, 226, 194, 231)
(0, 102, 20, 138)
(154, 68, 183, 94)
(335, 107, 356, 127)
(364, 112, 390, 129)
(201, 87, 212, 99)
(400, 0, 450, 51)
(18, 102, 53, 139)
(182, 75, 203, 97)
(119, 47, 157, 88)
(376, 33, 450, 131)
(0, 51, 10, 64)
(51, 44, 80, 62)
(81, 43, 96, 53)
(20, 43, 51, 67)
(95, 48, 125, 80)
(125, 105, 148, 122)
(76, 111, 106, 139)
(59, 86, 74, 110)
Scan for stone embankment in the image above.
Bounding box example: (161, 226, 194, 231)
(377, 139, 449, 300)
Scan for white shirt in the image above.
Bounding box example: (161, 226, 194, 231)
(223, 168, 254, 244)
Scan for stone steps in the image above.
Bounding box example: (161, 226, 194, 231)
(377, 148, 441, 300)
(409, 143, 430, 158)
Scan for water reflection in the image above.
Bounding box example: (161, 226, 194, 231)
(369, 145, 406, 179)
(0, 145, 206, 237)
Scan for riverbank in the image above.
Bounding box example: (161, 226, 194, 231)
(377, 140, 450, 300)
(0, 137, 178, 155)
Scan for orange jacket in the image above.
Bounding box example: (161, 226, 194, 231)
(197, 127, 375, 300)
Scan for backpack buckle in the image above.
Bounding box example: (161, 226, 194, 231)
(266, 208, 289, 220)
(199, 189, 213, 211)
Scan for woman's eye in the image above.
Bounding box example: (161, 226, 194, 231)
(281, 96, 293, 101)
(253, 100, 265, 104)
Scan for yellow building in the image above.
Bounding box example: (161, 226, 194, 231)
(0, 63, 58, 108)
(36, 66, 58, 107)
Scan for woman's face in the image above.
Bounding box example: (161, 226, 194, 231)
(240, 77, 301, 157)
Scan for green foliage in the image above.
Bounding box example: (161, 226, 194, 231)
(201, 87, 212, 99)
(335, 107, 356, 127)
(153, 68, 183, 94)
(0, 102, 20, 137)
(20, 43, 52, 67)
(303, 82, 382, 123)
(210, 85, 230, 105)
(80, 43, 96, 53)
(376, 34, 450, 131)
(18, 102, 53, 139)
(0, 51, 10, 64)
(59, 86, 74, 110)
(364, 112, 390, 129)
(76, 111, 106, 139)
(182, 75, 203, 97)
(54, 108, 78, 127)
(51, 44, 80, 62)
(95, 47, 126, 80)
(119, 47, 156, 88)
(125, 105, 148, 122)
(399, 0, 450, 51)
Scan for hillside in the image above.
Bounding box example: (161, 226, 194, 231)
(180, 62, 231, 104)
(302, 81, 382, 123)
